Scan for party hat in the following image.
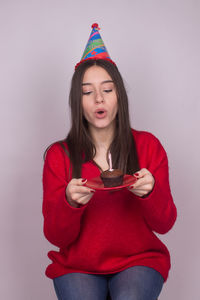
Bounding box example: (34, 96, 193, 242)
(75, 23, 116, 69)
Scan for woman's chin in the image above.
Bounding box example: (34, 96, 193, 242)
(89, 120, 116, 131)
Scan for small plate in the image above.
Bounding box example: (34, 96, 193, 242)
(84, 174, 137, 191)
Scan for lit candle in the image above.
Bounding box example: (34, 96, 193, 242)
(108, 151, 113, 171)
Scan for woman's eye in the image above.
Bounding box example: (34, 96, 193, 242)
(82, 91, 92, 95)
(104, 89, 112, 93)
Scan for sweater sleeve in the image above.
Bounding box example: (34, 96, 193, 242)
(134, 133, 177, 234)
(42, 143, 87, 249)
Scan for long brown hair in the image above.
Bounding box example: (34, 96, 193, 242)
(65, 59, 140, 177)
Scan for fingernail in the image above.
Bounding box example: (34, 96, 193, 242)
(134, 173, 139, 177)
(90, 190, 95, 193)
(130, 185, 134, 189)
(82, 178, 87, 182)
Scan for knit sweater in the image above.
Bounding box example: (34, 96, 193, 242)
(42, 129, 177, 281)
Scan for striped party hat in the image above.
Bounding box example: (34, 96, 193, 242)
(75, 23, 116, 69)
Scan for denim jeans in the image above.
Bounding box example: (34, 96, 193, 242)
(53, 266, 164, 300)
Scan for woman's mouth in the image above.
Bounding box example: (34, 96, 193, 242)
(94, 109, 107, 119)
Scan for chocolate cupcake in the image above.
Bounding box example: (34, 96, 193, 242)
(100, 169, 124, 187)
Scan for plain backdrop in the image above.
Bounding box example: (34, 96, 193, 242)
(1, 0, 200, 299)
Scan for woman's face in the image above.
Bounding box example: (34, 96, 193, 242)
(81, 65, 118, 132)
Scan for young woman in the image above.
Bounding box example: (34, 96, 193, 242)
(42, 58, 177, 300)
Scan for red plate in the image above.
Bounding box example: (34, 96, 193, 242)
(84, 174, 137, 191)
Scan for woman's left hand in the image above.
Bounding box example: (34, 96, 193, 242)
(128, 168, 155, 198)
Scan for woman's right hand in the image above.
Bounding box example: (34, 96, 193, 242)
(66, 178, 95, 208)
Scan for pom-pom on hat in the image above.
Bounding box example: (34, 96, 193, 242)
(75, 23, 116, 69)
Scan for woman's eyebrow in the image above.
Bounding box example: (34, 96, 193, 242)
(101, 80, 113, 84)
(82, 80, 114, 86)
(82, 83, 92, 86)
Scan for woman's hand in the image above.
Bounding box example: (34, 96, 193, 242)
(128, 168, 155, 198)
(66, 178, 95, 208)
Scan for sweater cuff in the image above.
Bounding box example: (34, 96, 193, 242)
(132, 178, 163, 213)
(64, 194, 90, 210)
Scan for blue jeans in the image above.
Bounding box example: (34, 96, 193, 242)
(53, 266, 164, 300)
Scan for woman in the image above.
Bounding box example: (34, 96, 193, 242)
(42, 25, 177, 300)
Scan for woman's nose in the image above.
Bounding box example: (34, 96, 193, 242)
(95, 91, 104, 103)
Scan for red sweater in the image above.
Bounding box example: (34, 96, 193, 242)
(42, 129, 177, 281)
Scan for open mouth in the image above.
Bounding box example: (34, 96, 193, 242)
(95, 109, 107, 118)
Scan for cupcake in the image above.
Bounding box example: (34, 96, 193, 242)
(100, 169, 124, 187)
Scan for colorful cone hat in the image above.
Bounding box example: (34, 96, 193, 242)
(75, 23, 116, 69)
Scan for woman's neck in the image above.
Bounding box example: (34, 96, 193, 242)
(89, 126, 115, 171)
(89, 126, 115, 153)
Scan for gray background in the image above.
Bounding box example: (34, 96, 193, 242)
(1, 0, 200, 299)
